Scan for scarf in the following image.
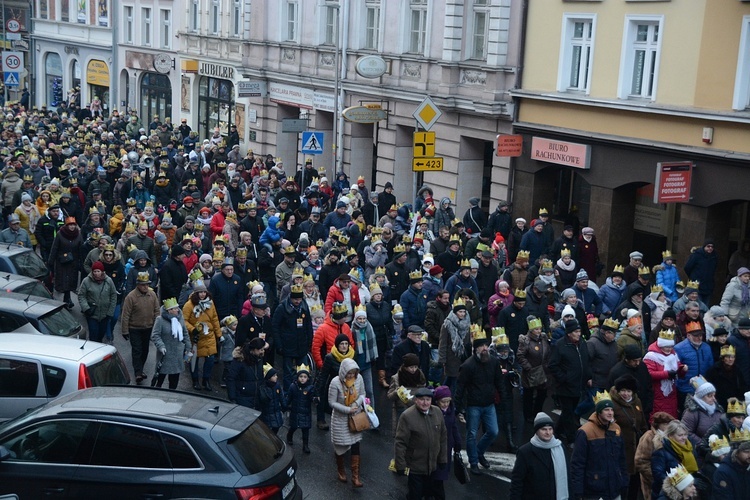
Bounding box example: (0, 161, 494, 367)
(668, 437, 698, 473)
(742, 281, 750, 307)
(556, 258, 575, 272)
(343, 377, 358, 407)
(530, 434, 569, 499)
(192, 297, 213, 319)
(93, 271, 106, 283)
(643, 350, 679, 397)
(170, 316, 183, 340)
(332, 347, 355, 363)
(444, 311, 470, 357)
(354, 322, 378, 363)
(692, 395, 716, 416)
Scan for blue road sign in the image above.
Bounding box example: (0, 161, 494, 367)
(301, 131, 324, 155)
(4, 72, 18, 86)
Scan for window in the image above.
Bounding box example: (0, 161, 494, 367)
(190, 0, 200, 32)
(408, 0, 428, 54)
(161, 10, 171, 49)
(162, 433, 201, 469)
(284, 1, 299, 42)
(77, 0, 87, 24)
(618, 16, 663, 100)
(324, 3, 338, 46)
(61, 0, 70, 22)
(232, 0, 243, 37)
(365, 1, 380, 50)
(89, 423, 169, 468)
(42, 365, 66, 397)
(558, 15, 596, 93)
(0, 358, 39, 397)
(0, 420, 91, 464)
(142, 8, 152, 47)
(733, 16, 750, 110)
(470, 0, 489, 60)
(211, 0, 220, 35)
(39, 0, 49, 20)
(124, 6, 134, 43)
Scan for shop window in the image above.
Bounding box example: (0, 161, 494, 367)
(140, 73, 172, 126)
(198, 76, 234, 139)
(45, 53, 63, 108)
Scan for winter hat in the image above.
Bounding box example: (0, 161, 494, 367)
(561, 305, 576, 319)
(170, 245, 186, 257)
(662, 308, 677, 321)
(562, 288, 577, 301)
(392, 304, 404, 319)
(92, 261, 105, 272)
(336, 200, 347, 209)
(691, 375, 716, 399)
(402, 353, 420, 367)
(264, 366, 278, 380)
(433, 385, 451, 401)
(250, 294, 267, 309)
(713, 327, 729, 338)
(469, 259, 479, 270)
(624, 344, 643, 360)
(739, 317, 750, 329)
(738, 267, 750, 277)
(515, 217, 526, 225)
(709, 434, 731, 458)
(369, 283, 383, 296)
(154, 230, 166, 245)
(429, 265, 444, 276)
(614, 374, 638, 393)
(564, 319, 581, 334)
(582, 227, 594, 236)
(709, 305, 727, 317)
(533, 412, 554, 432)
(334, 334, 350, 348)
(595, 394, 614, 413)
(192, 280, 207, 293)
(199, 253, 212, 263)
(575, 269, 589, 282)
(21, 192, 32, 203)
(354, 307, 367, 320)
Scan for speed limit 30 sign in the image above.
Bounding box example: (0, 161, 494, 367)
(2, 51, 23, 71)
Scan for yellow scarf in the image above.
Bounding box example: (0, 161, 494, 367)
(669, 438, 698, 473)
(332, 346, 355, 363)
(343, 377, 358, 407)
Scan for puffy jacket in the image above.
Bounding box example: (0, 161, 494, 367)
(656, 261, 680, 303)
(400, 285, 428, 330)
(681, 394, 724, 444)
(259, 381, 285, 429)
(571, 414, 628, 500)
(424, 300, 449, 348)
(575, 284, 603, 316)
(519, 230, 545, 264)
(271, 298, 313, 358)
(227, 352, 264, 408)
(712, 454, 750, 500)
(323, 279, 360, 315)
(77, 273, 117, 320)
(366, 299, 394, 346)
(311, 316, 353, 369)
(599, 277, 627, 315)
(208, 271, 245, 319)
(721, 276, 750, 326)
(444, 273, 479, 302)
(454, 353, 506, 412)
(549, 338, 592, 398)
(673, 339, 714, 394)
(285, 380, 314, 429)
(181, 298, 222, 358)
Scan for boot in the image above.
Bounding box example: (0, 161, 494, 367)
(506, 423, 518, 454)
(202, 378, 213, 391)
(335, 453, 347, 483)
(378, 370, 389, 389)
(286, 429, 294, 445)
(351, 455, 363, 488)
(317, 420, 329, 430)
(302, 439, 310, 454)
(192, 377, 201, 390)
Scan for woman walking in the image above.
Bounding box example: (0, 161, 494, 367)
(328, 358, 367, 488)
(151, 297, 192, 389)
(48, 216, 83, 308)
(77, 261, 117, 343)
(182, 280, 222, 391)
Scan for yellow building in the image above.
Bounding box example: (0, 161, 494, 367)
(511, 1, 750, 298)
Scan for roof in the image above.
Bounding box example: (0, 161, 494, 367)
(0, 291, 64, 315)
(0, 243, 33, 256)
(0, 333, 113, 362)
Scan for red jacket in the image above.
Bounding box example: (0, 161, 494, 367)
(324, 279, 360, 315)
(210, 210, 225, 238)
(311, 316, 353, 369)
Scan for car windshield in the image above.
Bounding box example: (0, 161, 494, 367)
(88, 353, 130, 386)
(227, 421, 284, 474)
(9, 251, 48, 280)
(15, 281, 52, 299)
(39, 308, 81, 337)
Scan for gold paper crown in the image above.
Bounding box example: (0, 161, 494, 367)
(290, 284, 304, 294)
(453, 297, 466, 309)
(194, 222, 204, 230)
(397, 386, 413, 403)
(354, 304, 367, 315)
(651, 284, 664, 293)
(721, 345, 736, 357)
(409, 269, 422, 280)
(263, 363, 274, 377)
(603, 317, 620, 330)
(414, 232, 424, 241)
(89, 206, 100, 214)
(593, 390, 612, 406)
(246, 280, 261, 291)
(348, 269, 360, 281)
(491, 326, 505, 337)
(659, 329, 676, 341)
(214, 234, 229, 244)
(729, 428, 750, 443)
(22, 174, 32, 182)
(296, 363, 311, 374)
(246, 200, 257, 209)
(291, 266, 304, 278)
(393, 243, 406, 254)
(212, 249, 225, 261)
(338, 234, 350, 245)
(389, 204, 398, 211)
(374, 266, 386, 275)
(332, 302, 348, 315)
(235, 247, 247, 258)
(310, 303, 323, 313)
(690, 375, 709, 392)
(666, 464, 693, 490)
(727, 397, 746, 415)
(687, 280, 700, 289)
(662, 250, 674, 260)
(136, 271, 151, 283)
(527, 317, 542, 330)
(449, 234, 461, 243)
(514, 288, 527, 299)
(401, 235, 412, 244)
(638, 266, 651, 276)
(493, 332, 509, 347)
(102, 243, 115, 252)
(283, 245, 296, 256)
(221, 315, 238, 326)
(371, 226, 383, 235)
(470, 323, 486, 341)
(709, 434, 731, 454)
(188, 269, 203, 282)
(303, 272, 315, 284)
(516, 250, 530, 261)
(145, 201, 154, 209)
(451, 218, 462, 226)
(541, 259, 554, 271)
(560, 248, 571, 258)
(587, 315, 599, 328)
(137, 220, 148, 229)
(460, 258, 471, 268)
(345, 247, 357, 258)
(163, 297, 178, 309)
(538, 208, 549, 215)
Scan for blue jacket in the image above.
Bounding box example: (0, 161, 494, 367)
(271, 299, 313, 359)
(285, 380, 314, 429)
(322, 210, 351, 230)
(259, 380, 285, 429)
(444, 273, 479, 301)
(519, 230, 545, 264)
(208, 272, 245, 319)
(684, 247, 718, 297)
(712, 453, 750, 500)
(673, 339, 714, 394)
(575, 285, 603, 316)
(651, 438, 698, 499)
(571, 415, 628, 500)
(599, 277, 627, 315)
(656, 261, 680, 302)
(400, 285, 428, 330)
(422, 275, 443, 303)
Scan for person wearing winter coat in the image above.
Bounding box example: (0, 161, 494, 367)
(519, 220, 546, 264)
(429, 385, 462, 489)
(400, 274, 428, 330)
(616, 286, 653, 342)
(644, 333, 687, 420)
(182, 283, 222, 391)
(48, 216, 83, 307)
(78, 261, 117, 343)
(507, 218, 528, 264)
(705, 344, 745, 407)
(366, 287, 394, 388)
(510, 412, 571, 500)
(272, 286, 313, 389)
(311, 306, 354, 369)
(696, 399, 748, 465)
(684, 240, 719, 305)
(432, 197, 455, 235)
(634, 412, 678, 500)
(517, 316, 551, 422)
(703, 306, 733, 341)
(258, 365, 284, 433)
(647, 286, 672, 332)
(363, 237, 387, 280)
(720, 268, 750, 327)
(487, 279, 514, 327)
(438, 300, 472, 394)
(315, 334, 353, 430)
(123, 249, 158, 296)
(391, 325, 432, 378)
(610, 375, 649, 500)
(655, 251, 680, 303)
(497, 294, 530, 352)
(588, 323, 620, 391)
(285, 364, 314, 453)
(227, 337, 267, 409)
(609, 344, 655, 420)
(387, 353, 427, 436)
(578, 227, 600, 282)
(711, 444, 750, 500)
(150, 299, 192, 390)
(674, 325, 715, 411)
(328, 358, 367, 487)
(350, 306, 378, 404)
(421, 264, 444, 304)
(600, 266, 627, 315)
(681, 376, 724, 445)
(618, 313, 647, 360)
(650, 421, 700, 499)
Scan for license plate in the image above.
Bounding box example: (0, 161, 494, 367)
(282, 478, 295, 499)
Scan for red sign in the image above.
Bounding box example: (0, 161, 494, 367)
(654, 162, 693, 203)
(496, 134, 523, 157)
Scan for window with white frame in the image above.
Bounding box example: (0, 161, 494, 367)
(470, 0, 489, 60)
(365, 0, 380, 50)
(324, 3, 338, 46)
(211, 0, 220, 35)
(142, 8, 152, 47)
(232, 0, 243, 37)
(733, 16, 750, 110)
(190, 0, 200, 32)
(161, 10, 171, 49)
(618, 17, 663, 100)
(124, 5, 134, 44)
(558, 15, 596, 93)
(408, 0, 428, 54)
(284, 1, 299, 42)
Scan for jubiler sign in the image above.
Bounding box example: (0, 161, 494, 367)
(199, 62, 235, 79)
(654, 162, 693, 203)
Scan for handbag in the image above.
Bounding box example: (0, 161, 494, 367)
(59, 252, 74, 263)
(453, 451, 470, 484)
(348, 409, 372, 432)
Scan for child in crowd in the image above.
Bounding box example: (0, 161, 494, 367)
(431, 385, 462, 493)
(219, 315, 237, 388)
(285, 364, 314, 454)
(259, 365, 285, 434)
(310, 303, 325, 333)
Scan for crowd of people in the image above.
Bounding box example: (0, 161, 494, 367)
(2, 99, 750, 499)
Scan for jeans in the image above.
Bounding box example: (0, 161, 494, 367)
(192, 354, 215, 380)
(129, 327, 152, 377)
(105, 303, 122, 341)
(283, 356, 303, 391)
(428, 348, 443, 385)
(361, 367, 375, 406)
(465, 404, 499, 466)
(87, 316, 110, 343)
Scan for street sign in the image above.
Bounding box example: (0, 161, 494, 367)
(4, 72, 19, 86)
(301, 131, 324, 155)
(5, 19, 20, 41)
(654, 161, 693, 203)
(413, 131, 436, 158)
(496, 134, 523, 157)
(281, 118, 308, 133)
(413, 96, 442, 131)
(412, 157, 443, 172)
(2, 51, 23, 72)
(341, 106, 387, 123)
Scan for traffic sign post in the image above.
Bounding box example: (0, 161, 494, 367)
(413, 131, 435, 158)
(5, 19, 20, 41)
(413, 96, 442, 131)
(412, 157, 443, 172)
(4, 73, 19, 87)
(301, 131, 324, 155)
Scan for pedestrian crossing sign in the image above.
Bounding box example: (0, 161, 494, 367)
(301, 131, 324, 155)
(4, 72, 18, 86)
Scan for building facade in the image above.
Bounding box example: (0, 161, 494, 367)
(512, 1, 750, 295)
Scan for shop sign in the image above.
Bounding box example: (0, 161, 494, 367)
(496, 134, 523, 157)
(313, 92, 335, 113)
(355, 55, 387, 79)
(531, 137, 590, 169)
(198, 61, 235, 80)
(86, 59, 109, 87)
(634, 204, 668, 235)
(269, 82, 314, 109)
(654, 161, 693, 203)
(237, 81, 266, 97)
(342, 105, 387, 123)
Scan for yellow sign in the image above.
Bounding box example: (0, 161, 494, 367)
(412, 96, 442, 131)
(412, 157, 444, 172)
(86, 59, 109, 87)
(413, 131, 436, 158)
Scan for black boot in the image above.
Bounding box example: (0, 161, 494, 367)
(506, 424, 518, 454)
(286, 430, 294, 446)
(302, 440, 310, 454)
(202, 378, 213, 391)
(192, 377, 201, 390)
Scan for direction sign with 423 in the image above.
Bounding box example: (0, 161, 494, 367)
(412, 157, 443, 171)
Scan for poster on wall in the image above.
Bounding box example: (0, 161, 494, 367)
(181, 76, 190, 111)
(234, 103, 245, 143)
(77, 0, 86, 24)
(98, 0, 108, 27)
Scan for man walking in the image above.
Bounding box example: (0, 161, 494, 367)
(121, 271, 160, 384)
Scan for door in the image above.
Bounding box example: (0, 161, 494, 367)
(0, 355, 47, 421)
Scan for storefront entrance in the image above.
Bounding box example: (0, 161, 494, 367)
(140, 73, 172, 123)
(197, 76, 234, 139)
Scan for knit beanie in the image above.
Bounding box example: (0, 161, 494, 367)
(334, 334, 350, 348)
(402, 353, 420, 367)
(354, 307, 367, 320)
(561, 305, 576, 319)
(533, 412, 554, 432)
(692, 376, 716, 399)
(565, 319, 580, 334)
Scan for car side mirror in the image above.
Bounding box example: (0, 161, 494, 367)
(0, 446, 10, 461)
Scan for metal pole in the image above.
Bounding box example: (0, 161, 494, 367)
(336, 0, 349, 175)
(110, 3, 118, 118)
(331, 4, 340, 176)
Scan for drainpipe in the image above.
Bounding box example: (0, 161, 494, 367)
(335, 0, 349, 175)
(110, 9, 118, 116)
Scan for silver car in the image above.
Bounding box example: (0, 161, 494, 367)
(0, 332, 130, 422)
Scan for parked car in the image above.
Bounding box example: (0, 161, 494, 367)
(0, 244, 49, 281)
(0, 386, 303, 500)
(0, 292, 81, 337)
(0, 333, 130, 422)
(0, 272, 51, 299)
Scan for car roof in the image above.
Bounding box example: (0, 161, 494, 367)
(0, 243, 32, 256)
(29, 387, 255, 437)
(0, 272, 41, 288)
(0, 291, 64, 315)
(0, 333, 114, 362)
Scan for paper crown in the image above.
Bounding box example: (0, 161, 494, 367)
(163, 297, 178, 309)
(409, 269, 422, 281)
(662, 250, 674, 260)
(666, 464, 693, 492)
(602, 317, 620, 330)
(332, 302, 348, 315)
(246, 200, 257, 209)
(338, 234, 350, 245)
(651, 284, 664, 293)
(401, 235, 412, 243)
(538, 208, 549, 215)
(721, 345, 736, 357)
(414, 232, 424, 241)
(235, 247, 247, 258)
(690, 375, 709, 392)
(296, 363, 311, 374)
(354, 304, 367, 315)
(593, 390, 612, 406)
(89, 206, 100, 214)
(136, 271, 151, 283)
(392, 304, 403, 314)
(310, 303, 323, 313)
(212, 249, 225, 261)
(291, 266, 304, 278)
(453, 297, 466, 309)
(685, 321, 703, 334)
(638, 266, 651, 276)
(393, 243, 406, 254)
(729, 428, 750, 443)
(727, 397, 746, 415)
(246, 280, 261, 291)
(303, 272, 315, 284)
(541, 259, 554, 271)
(221, 315, 238, 326)
(460, 258, 471, 269)
(290, 284, 304, 295)
(686, 280, 700, 289)
(527, 317, 542, 330)
(263, 363, 274, 377)
(345, 247, 357, 258)
(145, 201, 154, 209)
(493, 332, 509, 347)
(214, 234, 229, 244)
(103, 243, 115, 252)
(659, 329, 676, 341)
(449, 234, 461, 243)
(491, 326, 505, 337)
(516, 250, 530, 261)
(587, 315, 599, 328)
(709, 434, 731, 455)
(374, 266, 386, 276)
(514, 288, 527, 299)
(138, 220, 148, 229)
(470, 323, 486, 341)
(451, 218, 462, 226)
(560, 248, 571, 258)
(397, 386, 414, 404)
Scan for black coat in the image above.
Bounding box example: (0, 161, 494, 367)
(285, 380, 314, 429)
(607, 360, 654, 417)
(366, 299, 394, 352)
(48, 227, 83, 293)
(227, 356, 264, 409)
(454, 353, 507, 412)
(549, 338, 592, 398)
(510, 441, 571, 500)
(236, 312, 274, 359)
(705, 361, 745, 411)
(391, 339, 431, 377)
(316, 351, 344, 398)
(271, 299, 313, 359)
(159, 256, 188, 301)
(497, 303, 530, 352)
(385, 260, 409, 300)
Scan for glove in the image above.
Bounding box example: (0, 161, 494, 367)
(160, 348, 167, 356)
(122, 333, 130, 341)
(396, 469, 406, 476)
(313, 396, 320, 404)
(667, 370, 677, 379)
